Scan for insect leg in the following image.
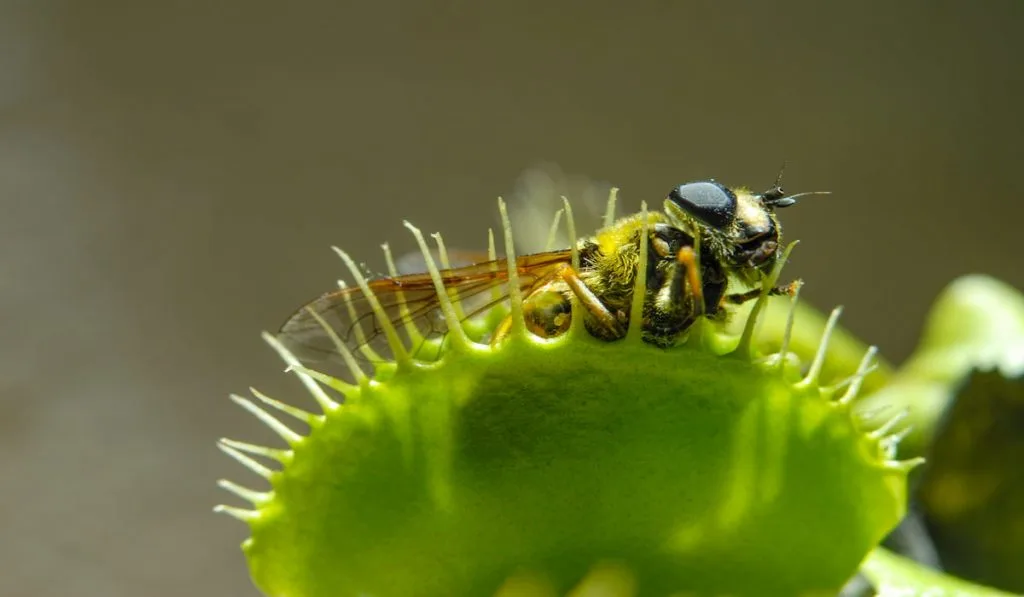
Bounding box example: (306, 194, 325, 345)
(489, 266, 575, 346)
(490, 266, 620, 343)
(490, 314, 515, 345)
(724, 280, 801, 306)
(489, 258, 624, 344)
(676, 246, 705, 311)
(555, 263, 625, 339)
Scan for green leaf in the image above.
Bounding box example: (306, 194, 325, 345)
(916, 370, 1024, 593)
(860, 275, 1024, 456)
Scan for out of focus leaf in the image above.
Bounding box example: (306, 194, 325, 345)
(916, 370, 1024, 593)
(861, 275, 1024, 456)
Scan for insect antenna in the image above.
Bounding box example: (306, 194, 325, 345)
(759, 163, 831, 207)
(765, 190, 832, 208)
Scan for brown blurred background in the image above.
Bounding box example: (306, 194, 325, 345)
(1, 1, 1021, 596)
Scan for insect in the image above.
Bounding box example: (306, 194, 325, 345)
(277, 177, 821, 364)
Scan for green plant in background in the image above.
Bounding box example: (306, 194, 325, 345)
(215, 190, 1024, 596)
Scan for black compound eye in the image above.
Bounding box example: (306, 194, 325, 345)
(667, 181, 737, 229)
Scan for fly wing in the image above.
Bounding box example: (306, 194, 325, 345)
(392, 248, 492, 276)
(276, 249, 572, 367)
(505, 163, 619, 254)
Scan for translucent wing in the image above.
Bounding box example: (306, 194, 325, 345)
(504, 163, 619, 254)
(277, 249, 573, 367)
(392, 247, 492, 276)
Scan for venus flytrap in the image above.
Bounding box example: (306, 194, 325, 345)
(216, 193, 931, 597)
(859, 275, 1024, 458)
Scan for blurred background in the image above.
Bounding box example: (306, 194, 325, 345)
(1, 1, 1021, 595)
